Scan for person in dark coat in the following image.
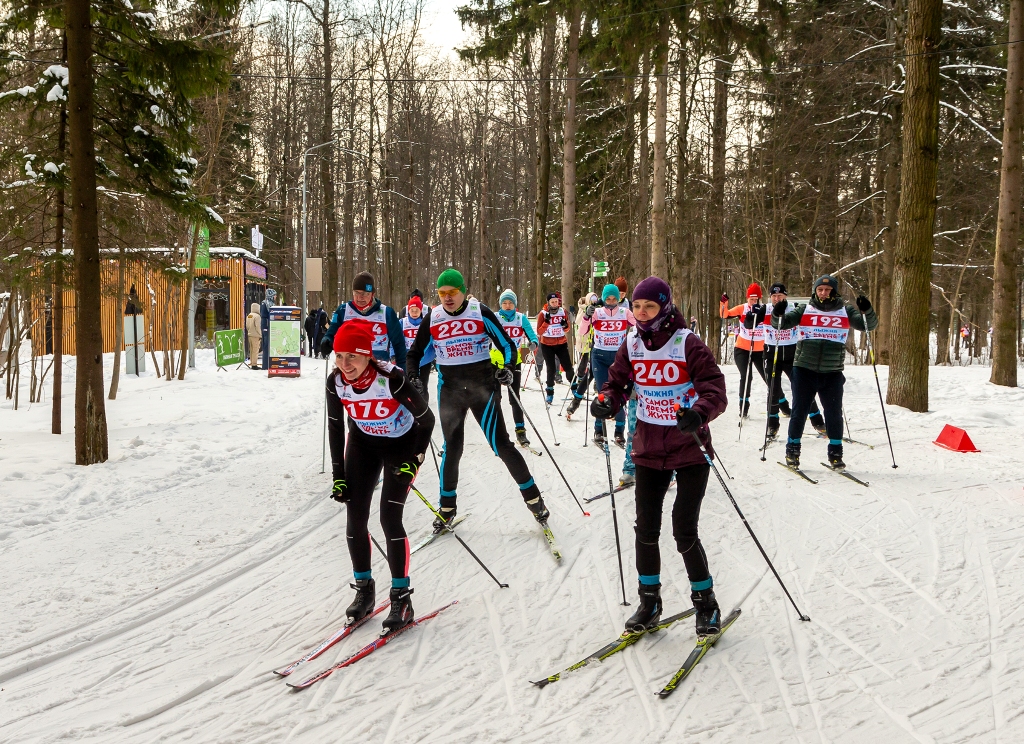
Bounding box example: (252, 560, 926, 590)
(304, 308, 318, 357)
(591, 276, 728, 639)
(319, 272, 406, 367)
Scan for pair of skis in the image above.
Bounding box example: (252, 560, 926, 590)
(777, 461, 870, 486)
(532, 607, 741, 697)
(277, 600, 459, 689)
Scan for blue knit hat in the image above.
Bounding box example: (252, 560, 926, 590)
(601, 283, 619, 303)
(499, 288, 517, 307)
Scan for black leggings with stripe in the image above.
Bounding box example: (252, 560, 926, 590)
(344, 428, 414, 580)
(437, 367, 540, 510)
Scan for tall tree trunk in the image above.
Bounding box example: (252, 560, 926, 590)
(709, 46, 733, 362)
(52, 84, 67, 436)
(632, 53, 650, 282)
(66, 0, 108, 464)
(560, 3, 580, 305)
(343, 47, 357, 295)
(321, 0, 338, 311)
(887, 0, 941, 411)
(650, 14, 670, 278)
(672, 16, 690, 312)
(875, 0, 905, 363)
(533, 16, 555, 309)
(990, 0, 1024, 387)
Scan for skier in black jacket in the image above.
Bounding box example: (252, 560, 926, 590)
(327, 322, 434, 634)
(406, 267, 549, 533)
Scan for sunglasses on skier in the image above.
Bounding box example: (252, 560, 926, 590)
(437, 288, 461, 299)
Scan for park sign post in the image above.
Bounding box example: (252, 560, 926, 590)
(591, 260, 610, 293)
(214, 329, 246, 368)
(268, 305, 302, 377)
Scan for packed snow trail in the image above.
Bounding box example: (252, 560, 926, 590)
(2, 353, 1023, 742)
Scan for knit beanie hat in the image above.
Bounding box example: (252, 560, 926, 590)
(601, 283, 620, 303)
(813, 275, 839, 298)
(353, 272, 375, 293)
(407, 296, 423, 310)
(333, 321, 375, 355)
(769, 282, 787, 296)
(614, 277, 628, 297)
(546, 291, 562, 302)
(746, 283, 762, 299)
(632, 276, 674, 332)
(499, 288, 517, 307)
(436, 268, 466, 291)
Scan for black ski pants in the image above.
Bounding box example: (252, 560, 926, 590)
(344, 430, 414, 581)
(418, 362, 433, 404)
(634, 463, 712, 587)
(438, 371, 540, 510)
(734, 347, 766, 411)
(571, 351, 592, 400)
(787, 366, 844, 444)
(763, 346, 820, 419)
(541, 342, 575, 394)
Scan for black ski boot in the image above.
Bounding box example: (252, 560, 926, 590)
(566, 396, 582, 417)
(827, 443, 846, 470)
(381, 587, 414, 635)
(555, 372, 564, 385)
(785, 442, 801, 469)
(515, 426, 530, 447)
(345, 578, 376, 624)
(625, 582, 663, 633)
(593, 429, 606, 447)
(526, 495, 550, 524)
(691, 587, 722, 638)
(740, 399, 750, 418)
(432, 506, 457, 534)
(614, 429, 626, 448)
(810, 412, 827, 436)
(767, 417, 780, 440)
(779, 398, 792, 417)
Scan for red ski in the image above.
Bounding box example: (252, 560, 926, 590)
(274, 600, 390, 677)
(287, 600, 459, 690)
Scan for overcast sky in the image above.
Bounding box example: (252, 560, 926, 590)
(418, 0, 472, 61)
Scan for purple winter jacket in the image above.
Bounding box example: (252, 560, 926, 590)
(599, 309, 728, 470)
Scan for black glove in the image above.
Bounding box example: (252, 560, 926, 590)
(675, 407, 703, 434)
(584, 304, 597, 318)
(772, 301, 787, 318)
(856, 295, 872, 312)
(495, 367, 513, 387)
(330, 478, 349, 503)
(590, 395, 615, 420)
(743, 305, 766, 329)
(409, 376, 424, 396)
(320, 336, 333, 357)
(720, 293, 729, 303)
(392, 458, 421, 486)
(753, 304, 767, 324)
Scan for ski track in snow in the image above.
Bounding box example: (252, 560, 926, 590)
(2, 353, 1024, 742)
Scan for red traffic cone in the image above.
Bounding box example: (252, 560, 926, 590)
(933, 424, 980, 453)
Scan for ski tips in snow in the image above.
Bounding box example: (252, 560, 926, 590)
(655, 608, 741, 699)
(286, 600, 459, 690)
(272, 600, 391, 677)
(777, 461, 818, 484)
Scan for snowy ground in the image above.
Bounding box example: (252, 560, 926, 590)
(2, 353, 1023, 743)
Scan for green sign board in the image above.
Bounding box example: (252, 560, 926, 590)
(195, 224, 210, 269)
(214, 328, 245, 367)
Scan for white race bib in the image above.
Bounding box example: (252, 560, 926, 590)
(799, 304, 850, 343)
(429, 300, 493, 365)
(592, 306, 630, 351)
(337, 367, 413, 438)
(627, 328, 699, 426)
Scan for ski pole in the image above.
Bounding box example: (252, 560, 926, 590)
(760, 342, 781, 461)
(864, 331, 898, 468)
(507, 385, 589, 516)
(598, 400, 630, 606)
(428, 439, 441, 479)
(320, 359, 330, 474)
(677, 407, 810, 621)
(842, 407, 853, 443)
(537, 382, 561, 446)
(410, 485, 509, 588)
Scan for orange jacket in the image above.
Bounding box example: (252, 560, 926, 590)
(720, 301, 765, 352)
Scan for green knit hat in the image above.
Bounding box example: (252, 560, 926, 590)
(436, 268, 466, 292)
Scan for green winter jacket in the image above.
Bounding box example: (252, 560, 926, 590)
(772, 295, 878, 373)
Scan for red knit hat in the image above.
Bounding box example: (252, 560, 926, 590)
(407, 296, 423, 310)
(333, 322, 375, 356)
(746, 283, 762, 299)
